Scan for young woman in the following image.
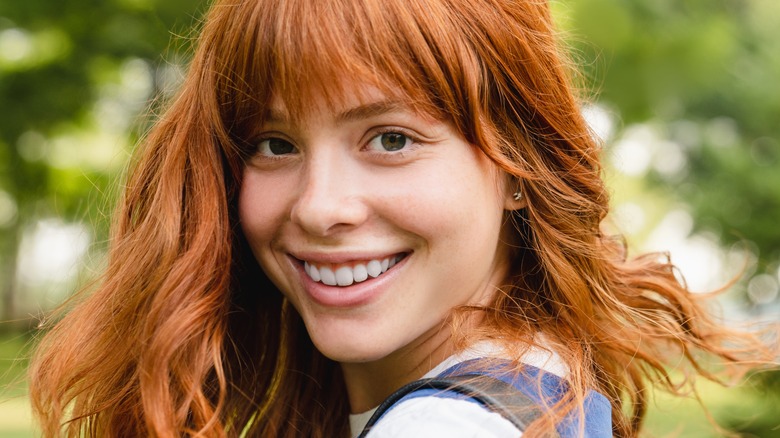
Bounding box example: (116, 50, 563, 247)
(30, 0, 772, 436)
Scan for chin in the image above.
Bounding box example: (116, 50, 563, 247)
(311, 337, 392, 364)
(298, 309, 399, 364)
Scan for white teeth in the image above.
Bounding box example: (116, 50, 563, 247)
(305, 262, 321, 282)
(353, 264, 368, 282)
(304, 255, 403, 286)
(366, 260, 382, 278)
(319, 266, 336, 286)
(335, 266, 354, 286)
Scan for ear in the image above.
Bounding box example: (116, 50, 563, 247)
(503, 177, 527, 211)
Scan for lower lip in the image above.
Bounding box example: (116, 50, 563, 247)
(292, 255, 409, 308)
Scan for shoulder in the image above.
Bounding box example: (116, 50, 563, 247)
(366, 395, 522, 438)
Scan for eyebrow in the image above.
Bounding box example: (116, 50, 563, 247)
(264, 100, 407, 124)
(335, 100, 407, 123)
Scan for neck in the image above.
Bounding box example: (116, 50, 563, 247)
(341, 252, 510, 414)
(340, 323, 454, 413)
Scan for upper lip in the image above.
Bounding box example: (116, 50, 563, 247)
(288, 249, 410, 265)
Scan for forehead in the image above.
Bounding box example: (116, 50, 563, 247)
(210, 0, 479, 145)
(264, 82, 440, 126)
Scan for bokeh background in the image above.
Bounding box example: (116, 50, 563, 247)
(1, 0, 779, 436)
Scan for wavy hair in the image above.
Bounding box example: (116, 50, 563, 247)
(30, 0, 772, 436)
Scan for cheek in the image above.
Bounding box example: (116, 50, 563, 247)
(384, 158, 503, 242)
(238, 173, 302, 299)
(237, 173, 289, 250)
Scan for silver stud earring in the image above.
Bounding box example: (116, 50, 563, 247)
(512, 191, 522, 201)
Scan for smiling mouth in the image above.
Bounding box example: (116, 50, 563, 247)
(302, 253, 408, 287)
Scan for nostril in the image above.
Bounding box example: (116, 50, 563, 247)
(290, 194, 370, 237)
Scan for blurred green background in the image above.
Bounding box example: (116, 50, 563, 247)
(1, 0, 778, 436)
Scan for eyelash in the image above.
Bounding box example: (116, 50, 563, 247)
(363, 127, 422, 157)
(246, 127, 424, 163)
(247, 133, 297, 161)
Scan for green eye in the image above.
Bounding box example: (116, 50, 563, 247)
(258, 138, 297, 156)
(370, 132, 411, 152)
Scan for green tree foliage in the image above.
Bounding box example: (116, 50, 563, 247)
(561, 0, 780, 295)
(0, 0, 204, 324)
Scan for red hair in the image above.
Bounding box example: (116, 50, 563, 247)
(30, 0, 773, 436)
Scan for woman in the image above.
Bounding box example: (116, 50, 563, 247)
(30, 0, 771, 436)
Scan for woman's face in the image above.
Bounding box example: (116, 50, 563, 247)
(238, 84, 513, 364)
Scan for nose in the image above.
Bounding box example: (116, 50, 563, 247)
(290, 151, 370, 237)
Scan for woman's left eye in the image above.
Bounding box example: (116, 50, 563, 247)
(367, 132, 413, 152)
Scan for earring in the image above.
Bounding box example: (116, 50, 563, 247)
(512, 191, 522, 201)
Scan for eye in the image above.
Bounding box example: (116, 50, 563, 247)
(367, 132, 413, 152)
(256, 137, 297, 156)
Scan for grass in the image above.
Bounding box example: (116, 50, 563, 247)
(643, 377, 780, 437)
(2, 331, 778, 436)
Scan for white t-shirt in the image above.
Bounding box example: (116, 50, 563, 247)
(349, 341, 567, 438)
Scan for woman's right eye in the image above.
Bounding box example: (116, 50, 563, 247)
(256, 138, 297, 156)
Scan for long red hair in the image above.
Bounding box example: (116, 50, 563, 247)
(30, 0, 772, 436)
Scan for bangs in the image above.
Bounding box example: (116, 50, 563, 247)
(204, 0, 484, 139)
